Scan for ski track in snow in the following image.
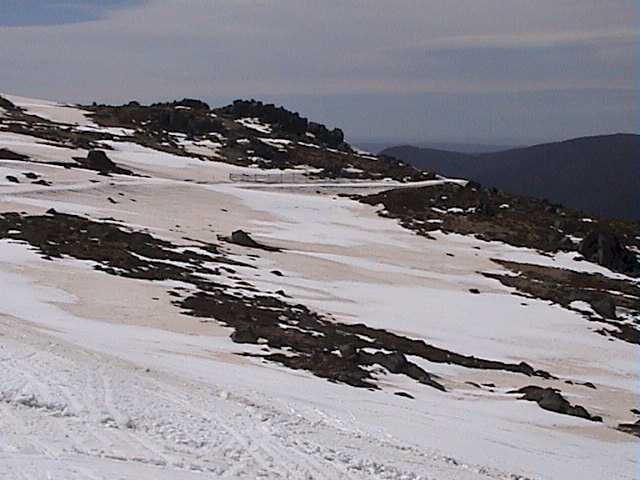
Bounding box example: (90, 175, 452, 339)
(0, 318, 509, 480)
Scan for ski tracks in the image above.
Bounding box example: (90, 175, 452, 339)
(0, 317, 517, 479)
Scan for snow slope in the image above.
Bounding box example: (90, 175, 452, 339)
(0, 97, 637, 479)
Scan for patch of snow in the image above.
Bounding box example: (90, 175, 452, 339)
(75, 125, 136, 136)
(297, 141, 320, 149)
(176, 138, 224, 158)
(236, 117, 272, 134)
(259, 138, 291, 150)
(101, 141, 205, 169)
(3, 94, 96, 126)
(0, 131, 86, 164)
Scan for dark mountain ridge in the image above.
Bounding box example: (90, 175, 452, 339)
(383, 134, 639, 220)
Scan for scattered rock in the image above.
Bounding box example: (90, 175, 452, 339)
(31, 179, 51, 186)
(0, 211, 556, 393)
(565, 380, 596, 389)
(469, 288, 480, 294)
(360, 183, 639, 259)
(485, 260, 639, 344)
(394, 391, 414, 399)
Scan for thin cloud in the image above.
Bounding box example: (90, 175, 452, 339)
(0, 0, 636, 141)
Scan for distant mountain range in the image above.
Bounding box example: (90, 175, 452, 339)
(355, 141, 516, 155)
(383, 134, 639, 220)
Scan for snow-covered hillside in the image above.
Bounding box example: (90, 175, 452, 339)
(0, 94, 638, 479)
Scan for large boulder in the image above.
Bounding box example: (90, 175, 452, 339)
(76, 150, 134, 176)
(231, 325, 258, 344)
(579, 229, 640, 275)
(228, 230, 280, 252)
(591, 297, 617, 319)
(85, 150, 117, 172)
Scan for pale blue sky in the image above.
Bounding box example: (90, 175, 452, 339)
(0, 1, 139, 26)
(0, 0, 636, 144)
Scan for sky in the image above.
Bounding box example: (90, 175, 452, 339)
(0, 0, 637, 145)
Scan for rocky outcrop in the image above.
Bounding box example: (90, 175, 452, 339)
(220, 99, 346, 149)
(509, 386, 602, 422)
(89, 101, 225, 137)
(81, 97, 433, 182)
(579, 229, 640, 276)
(360, 183, 640, 257)
(220, 99, 308, 136)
